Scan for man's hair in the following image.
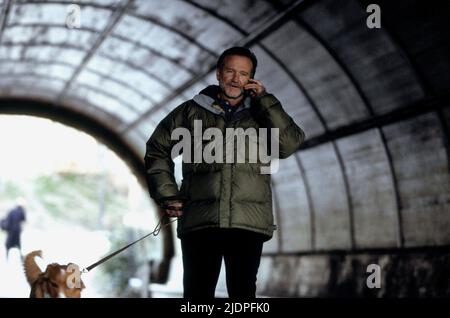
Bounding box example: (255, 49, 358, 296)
(216, 46, 258, 77)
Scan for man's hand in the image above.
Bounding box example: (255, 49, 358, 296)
(162, 200, 183, 217)
(244, 78, 266, 98)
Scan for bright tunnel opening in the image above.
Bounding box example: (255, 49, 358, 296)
(0, 114, 163, 297)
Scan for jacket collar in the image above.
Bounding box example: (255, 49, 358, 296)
(192, 85, 252, 116)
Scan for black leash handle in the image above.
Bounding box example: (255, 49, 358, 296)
(82, 214, 177, 274)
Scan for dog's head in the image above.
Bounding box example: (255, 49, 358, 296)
(42, 263, 85, 298)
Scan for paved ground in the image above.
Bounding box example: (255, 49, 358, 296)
(0, 247, 29, 297)
(0, 230, 230, 298)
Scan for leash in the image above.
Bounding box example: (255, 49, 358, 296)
(81, 211, 179, 274)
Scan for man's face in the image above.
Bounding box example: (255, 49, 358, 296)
(216, 55, 253, 100)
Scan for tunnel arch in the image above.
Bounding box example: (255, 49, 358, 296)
(0, 0, 449, 296)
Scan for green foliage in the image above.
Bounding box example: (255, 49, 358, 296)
(0, 180, 24, 200)
(33, 172, 128, 231)
(94, 229, 152, 297)
(96, 231, 134, 296)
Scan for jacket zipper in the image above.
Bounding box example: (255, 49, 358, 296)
(228, 119, 237, 227)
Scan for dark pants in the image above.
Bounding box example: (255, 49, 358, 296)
(5, 229, 21, 259)
(181, 228, 265, 299)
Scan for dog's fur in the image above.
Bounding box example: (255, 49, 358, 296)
(23, 250, 85, 298)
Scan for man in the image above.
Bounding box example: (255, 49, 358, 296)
(2, 199, 27, 260)
(145, 47, 305, 298)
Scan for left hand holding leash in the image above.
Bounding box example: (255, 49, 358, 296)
(161, 200, 184, 217)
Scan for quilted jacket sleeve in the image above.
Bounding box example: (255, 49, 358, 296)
(144, 103, 187, 205)
(252, 93, 305, 159)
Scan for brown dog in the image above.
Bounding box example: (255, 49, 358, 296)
(23, 250, 85, 298)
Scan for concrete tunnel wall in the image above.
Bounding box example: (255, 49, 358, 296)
(0, 0, 449, 296)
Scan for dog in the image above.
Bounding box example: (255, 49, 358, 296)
(23, 250, 85, 298)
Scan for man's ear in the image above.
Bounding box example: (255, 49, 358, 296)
(216, 68, 221, 81)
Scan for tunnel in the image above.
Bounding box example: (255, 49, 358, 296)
(0, 0, 449, 298)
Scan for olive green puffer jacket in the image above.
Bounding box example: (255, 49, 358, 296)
(145, 85, 305, 240)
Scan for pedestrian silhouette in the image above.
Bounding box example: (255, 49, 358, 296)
(1, 199, 27, 260)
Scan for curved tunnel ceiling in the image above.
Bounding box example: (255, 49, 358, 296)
(0, 0, 449, 256)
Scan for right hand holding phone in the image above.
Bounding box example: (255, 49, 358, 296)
(244, 78, 266, 98)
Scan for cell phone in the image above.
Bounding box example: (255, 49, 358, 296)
(245, 80, 256, 97)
